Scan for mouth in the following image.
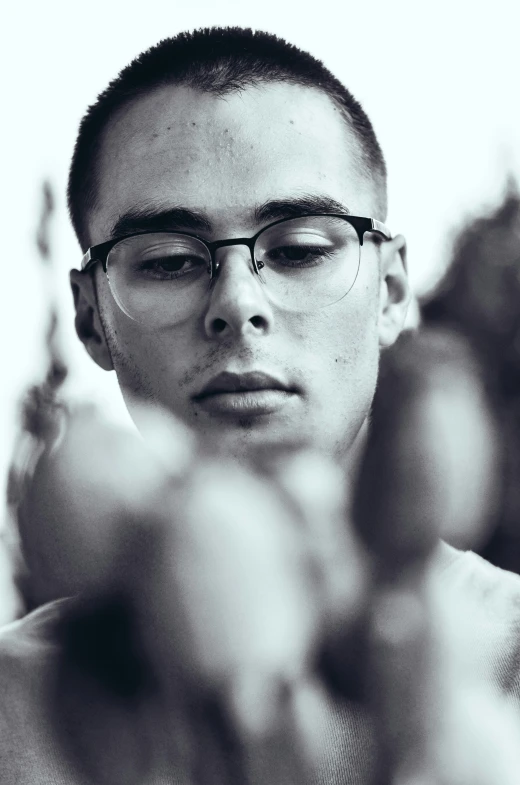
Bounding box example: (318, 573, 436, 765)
(193, 371, 298, 416)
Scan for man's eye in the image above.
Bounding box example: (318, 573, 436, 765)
(265, 245, 332, 267)
(138, 255, 207, 279)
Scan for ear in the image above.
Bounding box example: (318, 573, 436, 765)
(377, 234, 411, 348)
(69, 269, 114, 371)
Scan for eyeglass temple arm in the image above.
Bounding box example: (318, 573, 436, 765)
(81, 249, 92, 271)
(81, 246, 109, 273)
(370, 219, 392, 240)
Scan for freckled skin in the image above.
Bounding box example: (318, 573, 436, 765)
(76, 83, 409, 463)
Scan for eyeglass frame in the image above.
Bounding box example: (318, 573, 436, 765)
(80, 214, 392, 281)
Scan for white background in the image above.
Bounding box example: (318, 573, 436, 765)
(1, 0, 519, 498)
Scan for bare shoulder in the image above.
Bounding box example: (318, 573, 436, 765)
(0, 599, 68, 672)
(433, 542, 520, 696)
(0, 598, 68, 639)
(437, 542, 520, 618)
(0, 600, 78, 785)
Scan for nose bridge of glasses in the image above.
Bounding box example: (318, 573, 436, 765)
(210, 237, 259, 276)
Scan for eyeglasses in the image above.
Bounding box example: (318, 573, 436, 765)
(81, 214, 391, 326)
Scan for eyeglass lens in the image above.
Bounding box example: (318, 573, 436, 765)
(105, 216, 361, 325)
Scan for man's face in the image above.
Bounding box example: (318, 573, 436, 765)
(73, 82, 408, 462)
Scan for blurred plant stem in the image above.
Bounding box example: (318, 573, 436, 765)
(5, 180, 69, 614)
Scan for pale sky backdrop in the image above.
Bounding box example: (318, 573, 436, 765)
(1, 0, 519, 501)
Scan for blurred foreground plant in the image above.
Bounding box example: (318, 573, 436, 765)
(4, 180, 67, 615)
(4, 184, 518, 785)
(11, 325, 508, 785)
(422, 182, 520, 571)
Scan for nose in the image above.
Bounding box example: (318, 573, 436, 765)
(203, 245, 274, 340)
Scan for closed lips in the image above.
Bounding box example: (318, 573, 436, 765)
(195, 371, 293, 398)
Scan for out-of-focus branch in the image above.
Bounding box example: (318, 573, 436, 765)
(6, 180, 68, 613)
(355, 328, 498, 785)
(421, 183, 520, 570)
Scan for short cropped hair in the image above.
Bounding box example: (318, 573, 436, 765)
(68, 27, 387, 249)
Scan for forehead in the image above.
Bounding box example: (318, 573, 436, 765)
(90, 82, 374, 242)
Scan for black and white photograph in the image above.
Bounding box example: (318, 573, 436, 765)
(1, 2, 520, 783)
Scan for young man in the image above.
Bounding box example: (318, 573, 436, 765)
(2, 27, 520, 785)
(69, 29, 408, 466)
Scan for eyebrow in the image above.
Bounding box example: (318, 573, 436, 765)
(254, 195, 351, 223)
(108, 194, 351, 240)
(109, 206, 212, 238)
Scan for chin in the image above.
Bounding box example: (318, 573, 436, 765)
(201, 417, 315, 463)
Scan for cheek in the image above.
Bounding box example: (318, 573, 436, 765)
(97, 280, 183, 391)
(288, 279, 380, 375)
(285, 292, 379, 455)
(290, 282, 380, 427)
(111, 320, 187, 378)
